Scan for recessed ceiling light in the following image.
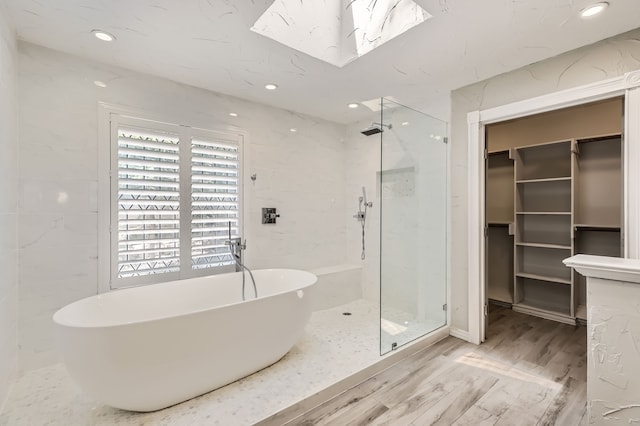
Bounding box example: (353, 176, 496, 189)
(92, 30, 116, 42)
(229, 112, 238, 117)
(580, 2, 608, 18)
(289, 128, 297, 132)
(347, 103, 359, 109)
(93, 80, 107, 88)
(265, 83, 278, 90)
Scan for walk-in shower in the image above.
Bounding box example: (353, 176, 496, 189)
(377, 98, 448, 354)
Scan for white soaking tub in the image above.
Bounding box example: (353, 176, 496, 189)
(52, 269, 317, 412)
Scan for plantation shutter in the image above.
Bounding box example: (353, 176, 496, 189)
(191, 132, 240, 269)
(110, 115, 242, 288)
(117, 123, 181, 279)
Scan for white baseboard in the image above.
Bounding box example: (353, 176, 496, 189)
(449, 326, 472, 343)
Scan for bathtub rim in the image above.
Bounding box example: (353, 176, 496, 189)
(53, 268, 317, 329)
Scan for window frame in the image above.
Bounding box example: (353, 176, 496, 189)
(98, 103, 245, 292)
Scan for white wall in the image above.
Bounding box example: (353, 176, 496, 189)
(17, 42, 348, 371)
(0, 5, 18, 409)
(588, 275, 640, 423)
(450, 28, 640, 332)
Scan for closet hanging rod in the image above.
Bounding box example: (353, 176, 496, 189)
(575, 132, 623, 144)
(574, 225, 621, 232)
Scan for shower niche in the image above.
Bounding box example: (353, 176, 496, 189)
(378, 166, 415, 198)
(485, 97, 623, 324)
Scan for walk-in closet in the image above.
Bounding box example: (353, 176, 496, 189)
(485, 97, 623, 326)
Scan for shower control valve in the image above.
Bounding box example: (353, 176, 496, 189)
(262, 208, 280, 224)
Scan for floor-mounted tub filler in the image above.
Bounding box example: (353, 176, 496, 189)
(52, 269, 317, 412)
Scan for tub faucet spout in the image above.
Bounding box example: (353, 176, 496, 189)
(224, 221, 246, 266)
(225, 237, 246, 264)
(225, 222, 258, 300)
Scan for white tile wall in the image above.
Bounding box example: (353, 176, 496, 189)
(344, 119, 382, 303)
(0, 4, 18, 410)
(449, 28, 640, 332)
(17, 42, 348, 371)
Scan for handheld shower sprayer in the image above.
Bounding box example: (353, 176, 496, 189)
(361, 186, 372, 209)
(354, 186, 373, 260)
(354, 186, 371, 222)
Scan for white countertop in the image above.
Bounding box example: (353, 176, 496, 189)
(563, 254, 640, 283)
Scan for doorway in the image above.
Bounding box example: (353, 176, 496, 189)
(466, 70, 640, 344)
(484, 98, 623, 335)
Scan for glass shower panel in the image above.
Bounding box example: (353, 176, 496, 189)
(379, 98, 448, 355)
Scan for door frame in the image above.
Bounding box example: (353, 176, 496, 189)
(467, 70, 640, 344)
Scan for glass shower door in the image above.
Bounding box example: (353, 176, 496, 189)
(379, 98, 448, 354)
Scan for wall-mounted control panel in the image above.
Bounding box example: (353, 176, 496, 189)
(262, 208, 280, 224)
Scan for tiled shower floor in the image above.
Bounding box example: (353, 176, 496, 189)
(0, 299, 443, 425)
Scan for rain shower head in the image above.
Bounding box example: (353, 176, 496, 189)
(360, 122, 392, 136)
(361, 126, 382, 136)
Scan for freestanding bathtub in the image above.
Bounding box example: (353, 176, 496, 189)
(53, 268, 317, 412)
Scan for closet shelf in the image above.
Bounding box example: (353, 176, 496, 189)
(574, 224, 621, 232)
(516, 177, 571, 184)
(515, 272, 571, 285)
(513, 302, 573, 322)
(487, 221, 513, 227)
(516, 211, 572, 215)
(516, 242, 571, 250)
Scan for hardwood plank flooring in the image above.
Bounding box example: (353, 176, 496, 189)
(270, 306, 586, 426)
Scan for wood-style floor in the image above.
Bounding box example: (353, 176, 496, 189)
(272, 306, 587, 425)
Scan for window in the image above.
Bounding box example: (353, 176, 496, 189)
(108, 114, 242, 288)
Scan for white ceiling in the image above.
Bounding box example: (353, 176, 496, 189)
(4, 0, 640, 123)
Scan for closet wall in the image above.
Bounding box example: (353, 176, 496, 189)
(485, 97, 623, 324)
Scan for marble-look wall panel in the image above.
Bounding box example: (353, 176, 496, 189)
(17, 42, 347, 371)
(0, 4, 18, 410)
(450, 28, 640, 332)
(344, 119, 381, 303)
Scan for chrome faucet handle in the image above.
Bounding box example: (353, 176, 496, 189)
(224, 236, 242, 246)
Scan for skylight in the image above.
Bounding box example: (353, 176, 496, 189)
(251, 0, 432, 68)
